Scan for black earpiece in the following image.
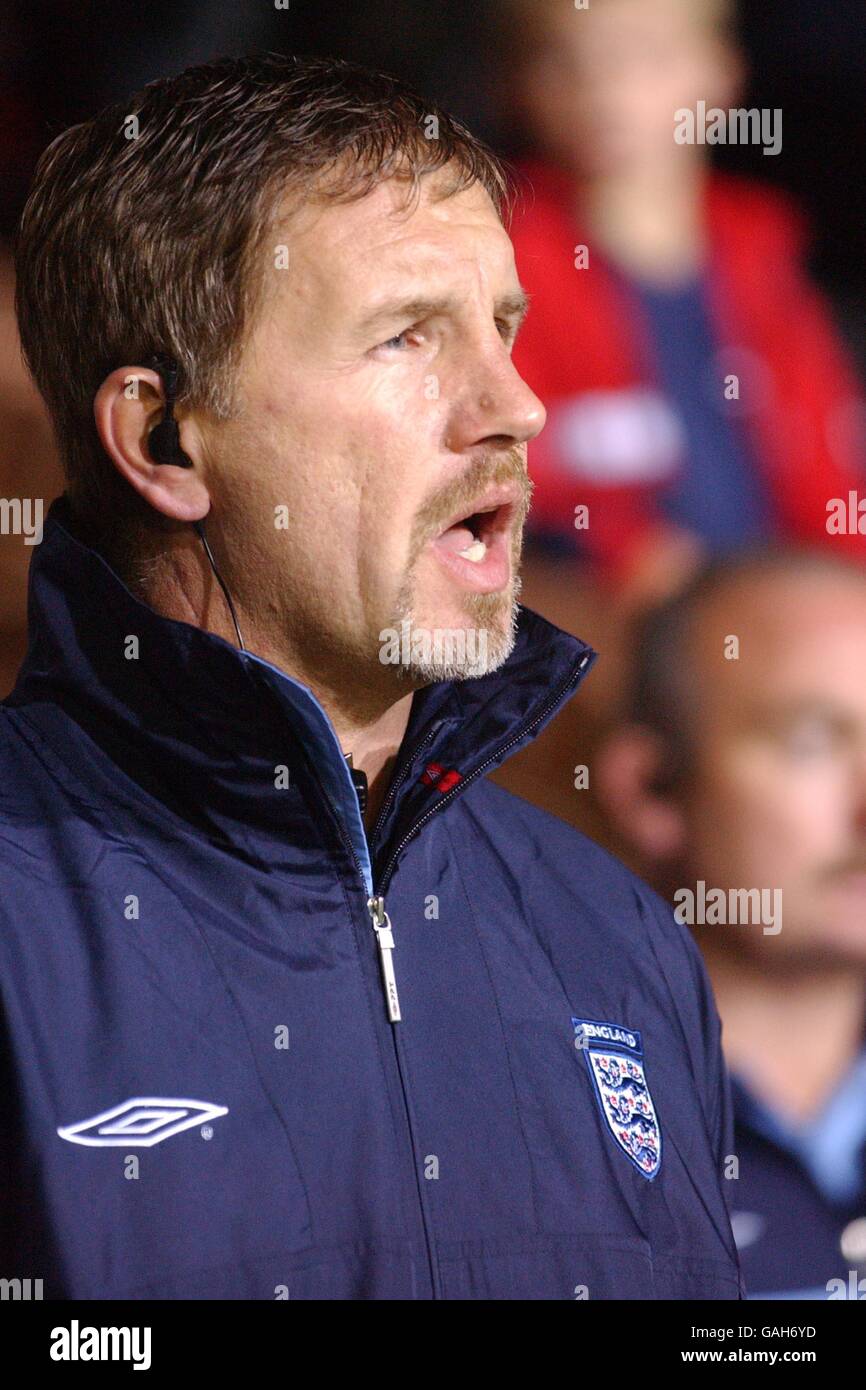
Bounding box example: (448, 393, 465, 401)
(137, 352, 246, 651)
(144, 353, 194, 467)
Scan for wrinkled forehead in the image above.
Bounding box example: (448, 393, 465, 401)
(690, 573, 866, 723)
(272, 168, 512, 296)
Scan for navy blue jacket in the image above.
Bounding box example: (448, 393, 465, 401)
(0, 498, 744, 1299)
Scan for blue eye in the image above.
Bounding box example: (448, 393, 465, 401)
(381, 330, 412, 350)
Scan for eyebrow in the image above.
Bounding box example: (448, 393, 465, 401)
(355, 288, 532, 336)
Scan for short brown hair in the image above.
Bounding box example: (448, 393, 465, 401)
(15, 52, 512, 546)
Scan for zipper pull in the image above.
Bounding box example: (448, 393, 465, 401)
(367, 894, 402, 1024)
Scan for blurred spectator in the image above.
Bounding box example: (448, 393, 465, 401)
(595, 549, 866, 1297)
(496, 0, 866, 597)
(0, 244, 62, 697)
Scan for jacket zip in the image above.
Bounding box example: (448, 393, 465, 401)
(298, 647, 592, 1300)
(368, 723, 441, 851)
(361, 723, 442, 1026)
(293, 746, 442, 1296)
(363, 647, 594, 1019)
(374, 649, 595, 938)
(367, 894, 401, 1022)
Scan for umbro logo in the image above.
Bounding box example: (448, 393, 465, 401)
(57, 1097, 229, 1147)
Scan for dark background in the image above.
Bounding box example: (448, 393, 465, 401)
(3, 0, 861, 716)
(4, 0, 865, 342)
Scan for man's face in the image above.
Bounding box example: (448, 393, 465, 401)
(200, 167, 543, 688)
(681, 572, 866, 966)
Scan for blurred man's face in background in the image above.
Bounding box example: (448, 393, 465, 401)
(678, 572, 866, 966)
(513, 0, 740, 178)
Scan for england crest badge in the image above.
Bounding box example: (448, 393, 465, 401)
(572, 1017, 662, 1179)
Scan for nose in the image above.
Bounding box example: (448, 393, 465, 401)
(446, 336, 546, 453)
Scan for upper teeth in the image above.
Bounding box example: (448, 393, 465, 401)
(458, 539, 487, 563)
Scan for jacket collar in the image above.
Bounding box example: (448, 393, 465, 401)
(9, 496, 596, 889)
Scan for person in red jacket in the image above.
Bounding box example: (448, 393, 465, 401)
(496, 0, 866, 594)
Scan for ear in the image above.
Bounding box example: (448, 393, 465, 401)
(93, 366, 211, 523)
(594, 726, 686, 861)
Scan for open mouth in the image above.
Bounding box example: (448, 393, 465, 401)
(436, 502, 513, 562)
(430, 496, 518, 593)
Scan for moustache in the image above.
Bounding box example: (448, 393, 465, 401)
(410, 453, 533, 554)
